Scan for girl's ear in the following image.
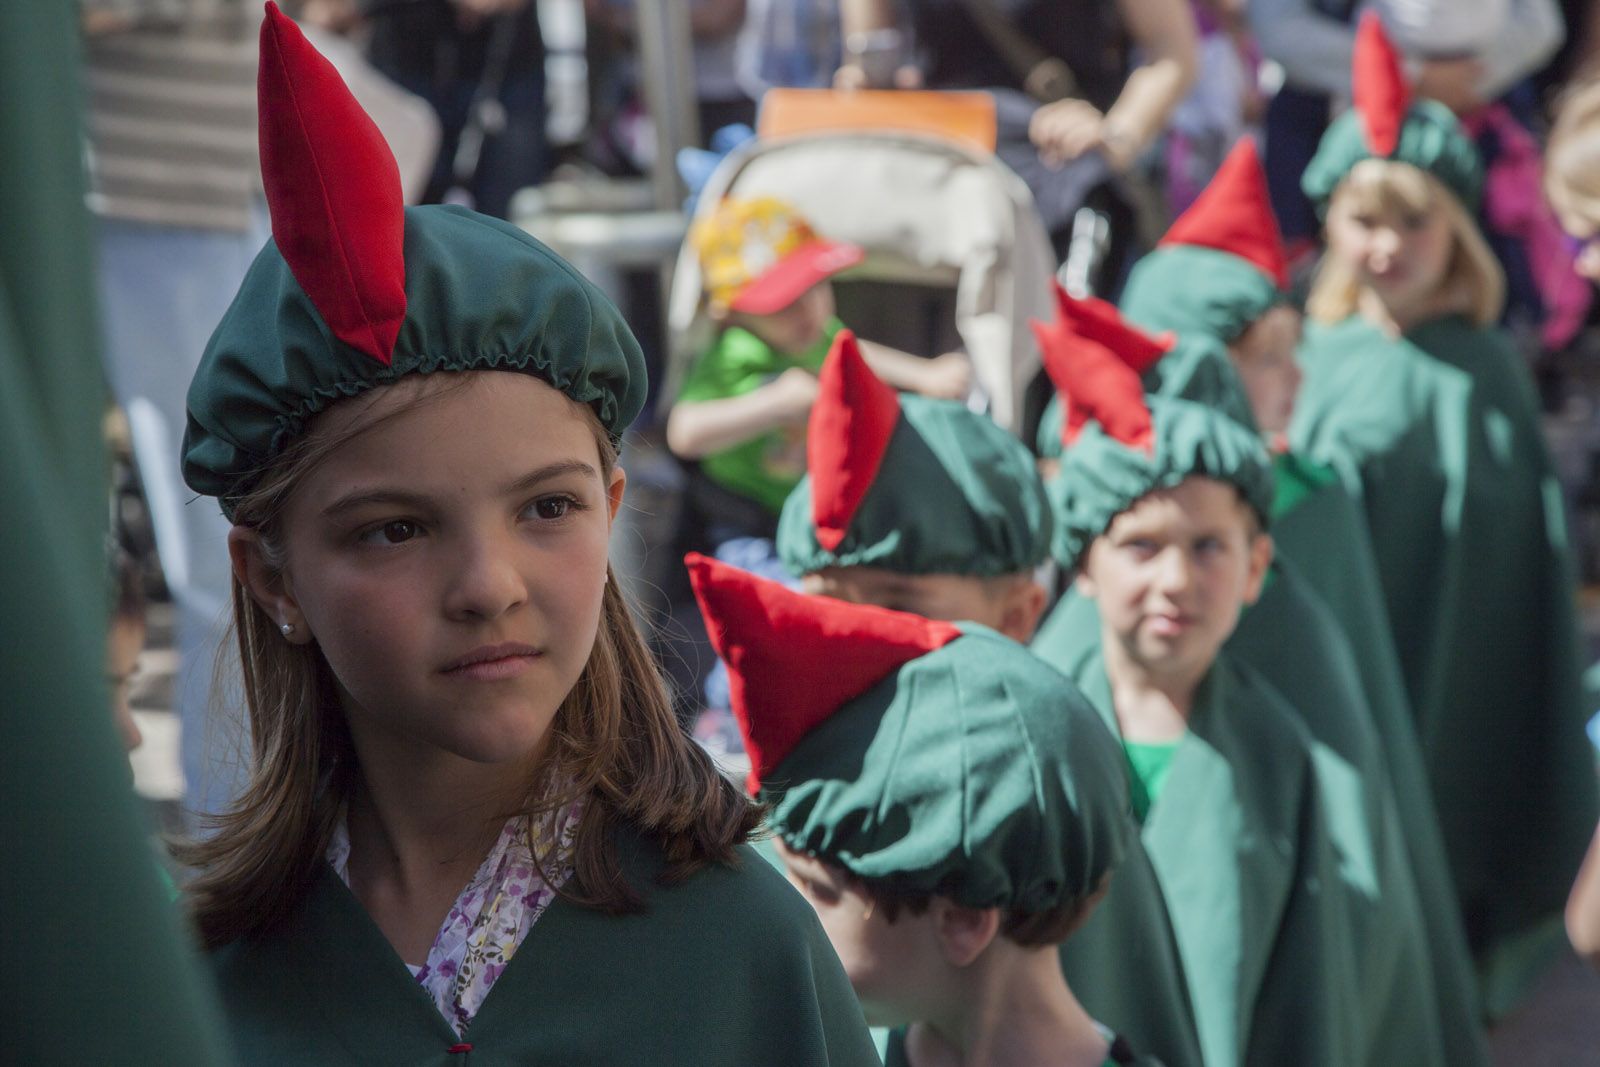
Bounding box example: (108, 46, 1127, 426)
(605, 464, 628, 525)
(931, 898, 1001, 968)
(1242, 531, 1275, 606)
(228, 527, 312, 645)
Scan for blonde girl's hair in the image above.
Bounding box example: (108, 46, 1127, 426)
(1547, 78, 1600, 234)
(174, 378, 761, 949)
(1306, 158, 1505, 328)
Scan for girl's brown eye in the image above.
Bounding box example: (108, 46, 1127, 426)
(534, 496, 571, 520)
(381, 521, 417, 543)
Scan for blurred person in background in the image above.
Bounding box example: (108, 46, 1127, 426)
(835, 0, 1198, 257)
(1545, 75, 1600, 972)
(81, 0, 265, 825)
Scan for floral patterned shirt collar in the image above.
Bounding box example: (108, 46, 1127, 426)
(327, 799, 584, 1036)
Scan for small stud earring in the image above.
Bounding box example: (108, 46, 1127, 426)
(280, 622, 295, 637)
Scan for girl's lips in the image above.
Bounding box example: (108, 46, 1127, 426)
(443, 654, 540, 682)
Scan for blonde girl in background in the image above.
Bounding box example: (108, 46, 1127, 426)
(1290, 14, 1595, 1017)
(174, 9, 879, 1064)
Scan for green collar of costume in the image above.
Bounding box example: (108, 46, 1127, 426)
(777, 394, 1052, 577)
(1047, 396, 1273, 570)
(1301, 99, 1482, 213)
(766, 623, 1130, 914)
(184, 205, 646, 515)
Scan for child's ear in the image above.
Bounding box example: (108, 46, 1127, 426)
(931, 899, 1001, 968)
(999, 577, 1049, 644)
(605, 465, 628, 525)
(228, 526, 312, 645)
(1073, 544, 1100, 599)
(1242, 532, 1275, 605)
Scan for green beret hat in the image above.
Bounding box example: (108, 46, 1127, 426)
(1030, 297, 1272, 569)
(183, 6, 645, 515)
(1301, 14, 1483, 212)
(688, 554, 1131, 916)
(1047, 398, 1274, 570)
(776, 331, 1050, 578)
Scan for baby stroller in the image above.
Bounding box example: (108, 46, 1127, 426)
(646, 92, 1062, 741)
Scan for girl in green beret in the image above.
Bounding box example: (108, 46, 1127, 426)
(1290, 14, 1596, 1015)
(172, 8, 880, 1064)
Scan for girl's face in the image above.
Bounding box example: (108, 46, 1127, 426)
(1554, 205, 1600, 282)
(1325, 190, 1456, 322)
(1228, 305, 1303, 437)
(251, 372, 624, 772)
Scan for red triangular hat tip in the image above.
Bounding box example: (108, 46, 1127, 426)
(1353, 12, 1409, 158)
(685, 553, 960, 793)
(1159, 140, 1288, 289)
(808, 329, 902, 553)
(259, 2, 407, 366)
(1049, 281, 1172, 375)
(1033, 309, 1155, 455)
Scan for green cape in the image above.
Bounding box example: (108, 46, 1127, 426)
(1301, 99, 1482, 213)
(1045, 397, 1273, 571)
(1033, 565, 1487, 1065)
(766, 625, 1129, 917)
(778, 395, 1052, 577)
(184, 205, 647, 514)
(211, 826, 879, 1065)
(1060, 650, 1362, 1067)
(1290, 313, 1596, 1014)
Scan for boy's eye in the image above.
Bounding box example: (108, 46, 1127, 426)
(360, 520, 419, 545)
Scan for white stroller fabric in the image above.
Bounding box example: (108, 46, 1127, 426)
(666, 131, 1056, 433)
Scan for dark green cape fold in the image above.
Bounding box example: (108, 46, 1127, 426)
(210, 826, 880, 1066)
(1291, 314, 1597, 1014)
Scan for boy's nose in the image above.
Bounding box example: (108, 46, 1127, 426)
(1152, 547, 1195, 594)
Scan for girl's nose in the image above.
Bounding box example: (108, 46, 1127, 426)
(443, 531, 528, 621)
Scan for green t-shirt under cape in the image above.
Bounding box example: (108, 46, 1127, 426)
(676, 317, 842, 514)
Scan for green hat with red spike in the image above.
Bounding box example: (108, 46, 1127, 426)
(183, 3, 645, 516)
(1301, 12, 1482, 211)
(1034, 294, 1273, 570)
(775, 329, 1051, 578)
(686, 553, 1130, 915)
(1034, 283, 1257, 452)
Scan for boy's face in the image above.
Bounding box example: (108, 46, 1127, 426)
(728, 280, 835, 356)
(1227, 305, 1303, 437)
(802, 566, 1047, 643)
(775, 841, 945, 1027)
(1077, 477, 1272, 688)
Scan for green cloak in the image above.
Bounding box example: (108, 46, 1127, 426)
(210, 825, 881, 1066)
(0, 4, 234, 1062)
(1033, 564, 1484, 1065)
(882, 1025, 1164, 1066)
(1290, 313, 1597, 1013)
(1060, 651, 1360, 1067)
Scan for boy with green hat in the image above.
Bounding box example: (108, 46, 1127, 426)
(1038, 144, 1488, 1062)
(775, 329, 1203, 1065)
(687, 552, 1162, 1066)
(1036, 320, 1361, 1067)
(1290, 13, 1595, 1015)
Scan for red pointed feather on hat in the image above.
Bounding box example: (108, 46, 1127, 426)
(1050, 285, 1172, 374)
(1033, 282, 1155, 453)
(808, 329, 902, 551)
(258, 1, 407, 365)
(1353, 11, 1411, 158)
(686, 553, 959, 793)
(1159, 139, 1288, 288)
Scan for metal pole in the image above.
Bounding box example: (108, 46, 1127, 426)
(634, 0, 700, 211)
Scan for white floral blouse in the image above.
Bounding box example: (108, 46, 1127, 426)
(328, 800, 583, 1036)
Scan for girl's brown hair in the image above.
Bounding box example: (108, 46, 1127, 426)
(175, 376, 761, 949)
(1547, 78, 1600, 233)
(1306, 158, 1505, 328)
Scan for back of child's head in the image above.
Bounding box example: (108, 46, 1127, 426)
(689, 196, 862, 318)
(776, 330, 1051, 582)
(175, 5, 756, 949)
(688, 554, 1131, 949)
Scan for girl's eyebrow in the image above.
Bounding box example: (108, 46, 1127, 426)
(320, 460, 599, 519)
